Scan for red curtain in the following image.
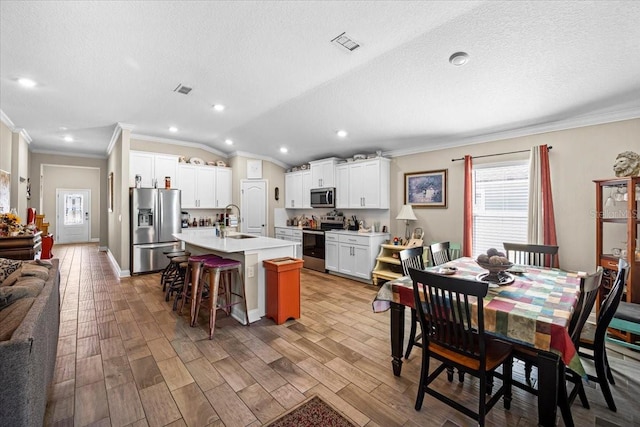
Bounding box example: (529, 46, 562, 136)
(463, 155, 473, 257)
(540, 145, 559, 267)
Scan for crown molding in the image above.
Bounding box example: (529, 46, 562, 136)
(15, 128, 32, 144)
(130, 133, 229, 158)
(385, 107, 640, 159)
(0, 109, 15, 129)
(31, 148, 107, 159)
(228, 151, 288, 169)
(106, 122, 134, 156)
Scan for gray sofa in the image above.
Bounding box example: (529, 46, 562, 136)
(0, 258, 60, 427)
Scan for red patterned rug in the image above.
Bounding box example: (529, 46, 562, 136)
(264, 395, 357, 427)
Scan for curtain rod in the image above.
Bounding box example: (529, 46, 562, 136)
(451, 146, 553, 162)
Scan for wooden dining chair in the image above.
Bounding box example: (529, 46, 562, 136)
(398, 247, 425, 359)
(502, 242, 559, 268)
(577, 259, 628, 412)
(428, 241, 451, 267)
(408, 267, 513, 427)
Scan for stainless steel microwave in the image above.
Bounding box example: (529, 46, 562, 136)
(310, 187, 335, 208)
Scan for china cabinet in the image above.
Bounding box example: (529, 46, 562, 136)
(594, 176, 640, 342)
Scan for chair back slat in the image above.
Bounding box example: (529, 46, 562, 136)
(596, 259, 629, 340)
(409, 268, 489, 365)
(568, 267, 603, 345)
(503, 242, 559, 268)
(429, 242, 451, 266)
(399, 247, 425, 276)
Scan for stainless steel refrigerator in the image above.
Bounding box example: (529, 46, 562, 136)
(130, 188, 183, 274)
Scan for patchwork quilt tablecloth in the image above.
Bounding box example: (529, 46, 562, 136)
(373, 257, 584, 374)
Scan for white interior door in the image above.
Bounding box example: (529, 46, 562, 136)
(241, 180, 267, 236)
(56, 189, 90, 243)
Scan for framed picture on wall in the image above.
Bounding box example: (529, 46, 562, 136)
(404, 169, 447, 208)
(108, 172, 114, 213)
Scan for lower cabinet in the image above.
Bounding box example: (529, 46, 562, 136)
(325, 231, 389, 281)
(274, 227, 302, 259)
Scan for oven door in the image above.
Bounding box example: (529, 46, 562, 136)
(302, 230, 326, 271)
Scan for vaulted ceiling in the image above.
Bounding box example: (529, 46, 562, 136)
(1, 1, 639, 166)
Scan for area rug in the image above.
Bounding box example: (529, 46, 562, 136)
(263, 395, 357, 427)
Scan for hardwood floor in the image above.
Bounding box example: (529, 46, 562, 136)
(44, 244, 640, 426)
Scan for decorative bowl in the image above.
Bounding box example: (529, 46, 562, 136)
(476, 261, 514, 285)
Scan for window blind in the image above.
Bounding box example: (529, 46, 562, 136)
(472, 162, 529, 257)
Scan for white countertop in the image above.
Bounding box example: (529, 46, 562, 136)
(174, 229, 297, 253)
(325, 230, 390, 237)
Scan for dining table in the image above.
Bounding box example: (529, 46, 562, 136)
(372, 257, 583, 427)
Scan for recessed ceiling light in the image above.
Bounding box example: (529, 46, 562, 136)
(280, 147, 288, 154)
(225, 139, 233, 145)
(336, 130, 348, 138)
(169, 126, 178, 133)
(213, 104, 225, 112)
(449, 52, 469, 66)
(63, 136, 73, 142)
(18, 78, 37, 88)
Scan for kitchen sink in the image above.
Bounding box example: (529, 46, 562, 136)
(226, 234, 257, 239)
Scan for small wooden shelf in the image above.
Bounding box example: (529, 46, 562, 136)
(371, 243, 425, 286)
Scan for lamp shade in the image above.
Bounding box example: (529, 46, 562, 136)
(396, 204, 417, 221)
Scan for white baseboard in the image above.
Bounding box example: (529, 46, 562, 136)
(106, 248, 130, 277)
(98, 246, 108, 252)
(91, 237, 100, 242)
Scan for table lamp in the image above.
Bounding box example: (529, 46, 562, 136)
(396, 204, 417, 241)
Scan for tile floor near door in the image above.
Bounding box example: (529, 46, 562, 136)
(45, 244, 640, 426)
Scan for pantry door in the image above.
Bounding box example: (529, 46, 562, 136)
(56, 189, 91, 243)
(241, 180, 267, 236)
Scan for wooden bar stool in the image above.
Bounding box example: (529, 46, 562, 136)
(161, 250, 190, 291)
(178, 254, 221, 319)
(190, 257, 250, 339)
(164, 254, 191, 301)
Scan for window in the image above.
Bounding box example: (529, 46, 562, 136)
(472, 162, 529, 257)
(63, 193, 84, 225)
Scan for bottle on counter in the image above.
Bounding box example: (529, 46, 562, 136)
(192, 218, 198, 227)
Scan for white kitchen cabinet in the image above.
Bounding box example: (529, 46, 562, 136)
(336, 158, 390, 209)
(325, 231, 389, 281)
(325, 233, 339, 271)
(130, 151, 179, 188)
(274, 227, 302, 258)
(215, 167, 233, 208)
(177, 164, 229, 209)
(284, 170, 311, 209)
(309, 158, 338, 189)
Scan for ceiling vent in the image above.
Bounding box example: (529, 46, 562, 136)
(331, 32, 360, 52)
(173, 84, 192, 95)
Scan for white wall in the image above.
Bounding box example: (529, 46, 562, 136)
(391, 118, 640, 273)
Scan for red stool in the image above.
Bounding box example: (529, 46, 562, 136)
(190, 256, 249, 339)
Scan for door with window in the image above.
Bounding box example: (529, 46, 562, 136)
(57, 189, 90, 243)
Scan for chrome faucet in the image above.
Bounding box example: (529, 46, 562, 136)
(225, 204, 241, 227)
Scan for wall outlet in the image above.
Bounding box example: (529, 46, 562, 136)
(247, 266, 255, 278)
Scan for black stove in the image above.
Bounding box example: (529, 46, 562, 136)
(301, 216, 343, 272)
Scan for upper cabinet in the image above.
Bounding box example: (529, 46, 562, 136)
(309, 158, 338, 189)
(336, 158, 390, 209)
(177, 164, 232, 209)
(285, 170, 311, 209)
(129, 151, 179, 188)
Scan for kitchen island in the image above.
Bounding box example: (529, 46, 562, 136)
(173, 229, 298, 324)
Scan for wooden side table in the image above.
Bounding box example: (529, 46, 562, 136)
(0, 231, 43, 260)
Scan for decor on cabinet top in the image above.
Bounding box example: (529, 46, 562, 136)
(188, 157, 205, 165)
(613, 151, 640, 177)
(404, 169, 447, 208)
(286, 163, 310, 173)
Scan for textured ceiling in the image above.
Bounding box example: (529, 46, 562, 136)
(1, 1, 639, 166)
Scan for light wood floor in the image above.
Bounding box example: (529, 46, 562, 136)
(44, 244, 640, 427)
